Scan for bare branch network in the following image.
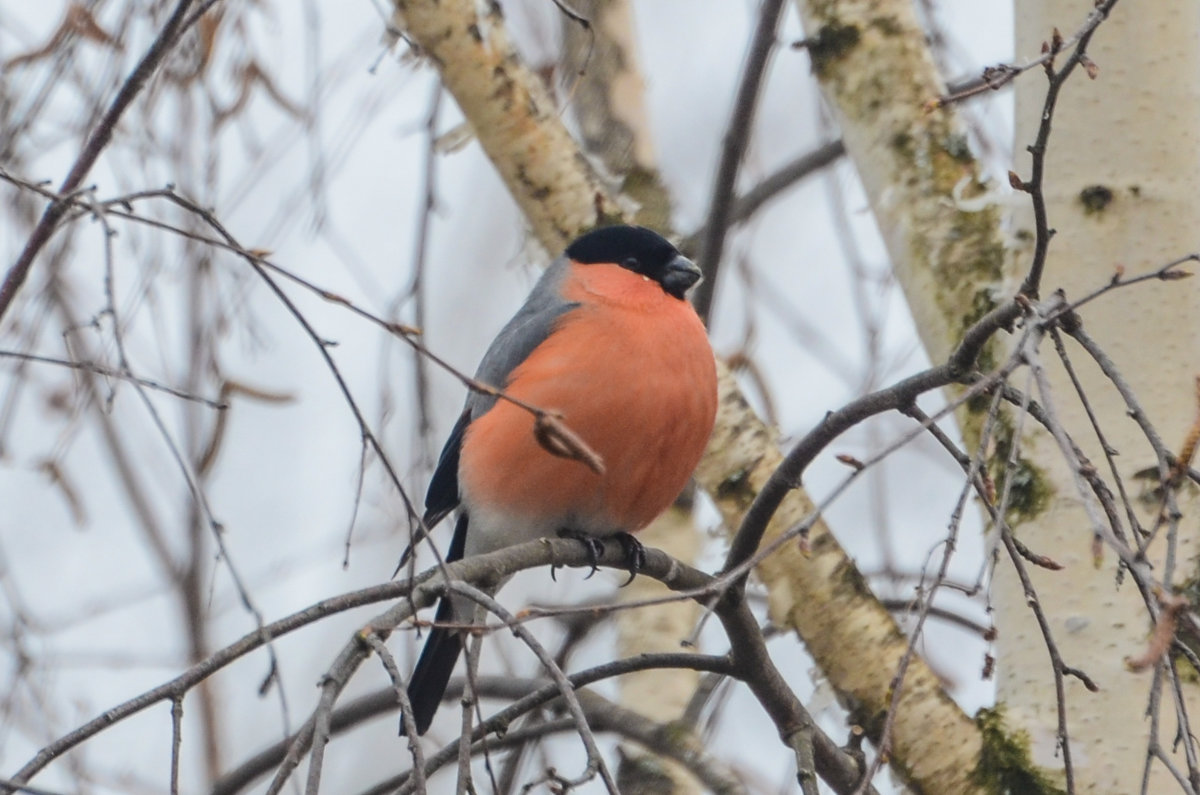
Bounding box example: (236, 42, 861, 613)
(3, 0, 1199, 793)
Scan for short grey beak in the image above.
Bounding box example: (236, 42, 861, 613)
(661, 255, 702, 298)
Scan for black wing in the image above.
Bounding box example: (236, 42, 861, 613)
(401, 513, 469, 736)
(422, 408, 469, 528)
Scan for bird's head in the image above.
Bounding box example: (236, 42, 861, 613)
(565, 225, 701, 300)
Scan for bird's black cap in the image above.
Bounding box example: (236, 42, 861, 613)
(566, 225, 701, 299)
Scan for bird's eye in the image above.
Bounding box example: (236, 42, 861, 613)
(622, 257, 639, 270)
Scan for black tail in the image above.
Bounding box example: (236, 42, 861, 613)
(403, 514, 468, 736)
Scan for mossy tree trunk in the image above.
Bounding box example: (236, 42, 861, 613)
(995, 2, 1200, 791)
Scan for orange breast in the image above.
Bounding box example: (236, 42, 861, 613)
(458, 263, 717, 539)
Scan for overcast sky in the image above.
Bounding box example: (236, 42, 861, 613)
(0, 2, 1014, 792)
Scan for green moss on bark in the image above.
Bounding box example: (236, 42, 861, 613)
(989, 415, 1052, 523)
(807, 22, 861, 76)
(972, 707, 1066, 794)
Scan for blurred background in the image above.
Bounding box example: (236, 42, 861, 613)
(0, 2, 1013, 791)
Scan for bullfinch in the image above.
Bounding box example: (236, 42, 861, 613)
(403, 224, 718, 736)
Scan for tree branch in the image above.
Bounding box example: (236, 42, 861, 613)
(0, 0, 225, 325)
(691, 0, 788, 323)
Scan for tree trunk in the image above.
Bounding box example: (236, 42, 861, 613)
(999, 2, 1200, 790)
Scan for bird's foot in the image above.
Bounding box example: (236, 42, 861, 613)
(613, 532, 646, 587)
(552, 529, 644, 586)
(555, 528, 606, 580)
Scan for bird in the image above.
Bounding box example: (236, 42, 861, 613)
(402, 224, 718, 736)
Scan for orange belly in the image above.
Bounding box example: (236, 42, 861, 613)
(458, 264, 717, 550)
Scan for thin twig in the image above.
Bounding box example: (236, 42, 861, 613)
(0, 0, 225, 324)
(692, 0, 788, 323)
(1011, 0, 1123, 298)
(1048, 325, 1145, 552)
(931, 0, 1118, 111)
(214, 654, 731, 795)
(170, 696, 184, 795)
(0, 349, 227, 408)
(0, 172, 610, 497)
(681, 140, 845, 257)
(451, 582, 619, 794)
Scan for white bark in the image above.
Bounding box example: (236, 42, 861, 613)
(790, 0, 1016, 786)
(391, 0, 614, 252)
(616, 507, 703, 795)
(793, 0, 1007, 370)
(1001, 3, 1200, 791)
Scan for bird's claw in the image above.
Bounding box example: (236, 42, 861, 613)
(557, 528, 606, 578)
(553, 529, 645, 586)
(614, 532, 646, 587)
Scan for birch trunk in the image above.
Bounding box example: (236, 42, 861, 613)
(792, 0, 1007, 372)
(999, 3, 1200, 790)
